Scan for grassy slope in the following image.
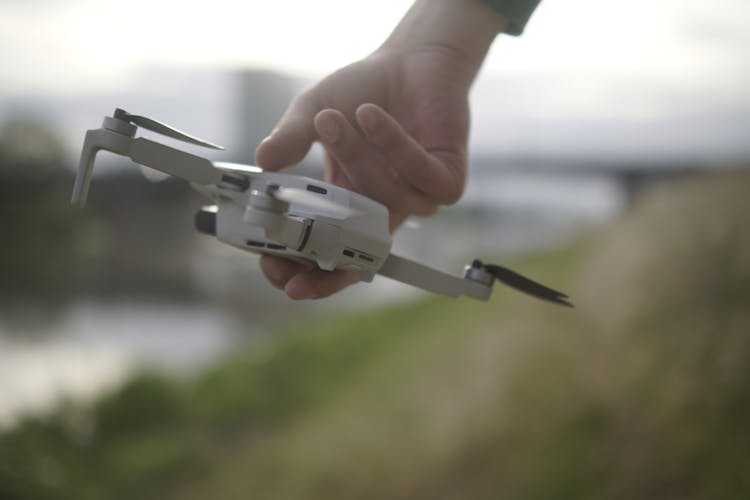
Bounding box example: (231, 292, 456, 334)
(168, 249, 585, 500)
(2, 171, 749, 500)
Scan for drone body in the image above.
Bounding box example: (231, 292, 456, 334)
(72, 109, 572, 306)
(195, 168, 391, 281)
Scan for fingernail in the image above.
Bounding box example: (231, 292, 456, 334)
(358, 106, 379, 133)
(317, 116, 340, 144)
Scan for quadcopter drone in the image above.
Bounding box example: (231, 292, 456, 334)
(71, 108, 572, 307)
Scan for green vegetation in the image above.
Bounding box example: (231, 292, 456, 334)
(2, 171, 749, 499)
(0, 118, 83, 300)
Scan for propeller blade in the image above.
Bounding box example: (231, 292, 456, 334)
(114, 108, 224, 150)
(476, 260, 574, 307)
(271, 187, 358, 220)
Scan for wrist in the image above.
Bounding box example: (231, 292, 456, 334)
(380, 0, 507, 75)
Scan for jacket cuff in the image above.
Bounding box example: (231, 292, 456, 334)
(483, 0, 542, 35)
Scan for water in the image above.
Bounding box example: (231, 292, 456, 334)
(0, 301, 244, 429)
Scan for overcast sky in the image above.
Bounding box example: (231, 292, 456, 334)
(1, 0, 749, 160)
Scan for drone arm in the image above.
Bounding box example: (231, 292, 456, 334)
(72, 125, 222, 208)
(377, 254, 492, 301)
(129, 138, 222, 186)
(71, 128, 132, 208)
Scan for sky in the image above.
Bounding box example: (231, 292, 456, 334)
(1, 0, 749, 160)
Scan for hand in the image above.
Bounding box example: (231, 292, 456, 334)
(255, 0, 507, 300)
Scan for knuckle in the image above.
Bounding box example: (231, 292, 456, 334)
(404, 162, 436, 189)
(379, 187, 410, 213)
(292, 88, 318, 109)
(439, 180, 465, 205)
(435, 158, 466, 204)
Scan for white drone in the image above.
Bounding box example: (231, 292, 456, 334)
(71, 109, 572, 307)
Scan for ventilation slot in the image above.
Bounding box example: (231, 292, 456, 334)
(357, 253, 375, 263)
(306, 184, 327, 195)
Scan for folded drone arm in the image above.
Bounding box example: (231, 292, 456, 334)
(377, 254, 493, 301)
(71, 128, 132, 208)
(129, 138, 221, 186)
(72, 119, 222, 208)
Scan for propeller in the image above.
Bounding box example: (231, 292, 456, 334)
(270, 186, 358, 220)
(114, 108, 224, 150)
(474, 260, 574, 307)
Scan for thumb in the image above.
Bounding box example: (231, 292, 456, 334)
(254, 91, 320, 171)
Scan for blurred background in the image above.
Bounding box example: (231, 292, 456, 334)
(1, 0, 749, 498)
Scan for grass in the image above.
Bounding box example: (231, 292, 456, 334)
(2, 171, 750, 499)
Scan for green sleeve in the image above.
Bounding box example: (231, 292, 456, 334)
(483, 0, 542, 35)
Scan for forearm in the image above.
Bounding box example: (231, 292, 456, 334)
(379, 0, 508, 84)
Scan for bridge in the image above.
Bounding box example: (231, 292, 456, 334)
(468, 156, 746, 206)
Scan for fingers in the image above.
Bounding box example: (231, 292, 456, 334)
(285, 268, 360, 300)
(259, 254, 359, 300)
(254, 91, 320, 171)
(324, 155, 356, 191)
(355, 103, 465, 204)
(314, 109, 438, 218)
(256, 96, 465, 206)
(258, 101, 467, 301)
(260, 254, 311, 289)
(314, 110, 392, 196)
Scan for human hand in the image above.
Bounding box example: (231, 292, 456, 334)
(255, 0, 507, 300)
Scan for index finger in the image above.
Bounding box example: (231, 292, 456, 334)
(254, 91, 321, 171)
